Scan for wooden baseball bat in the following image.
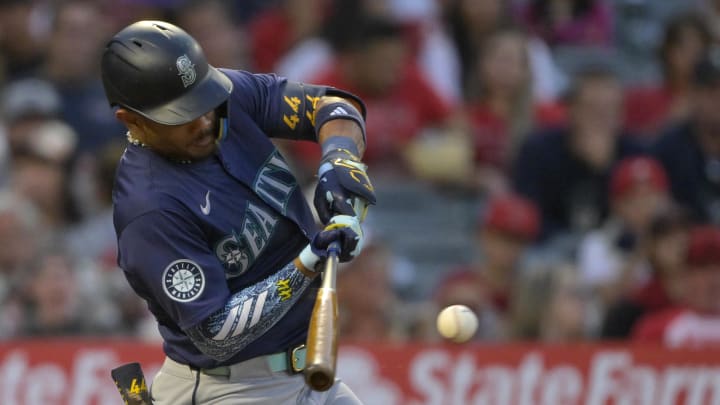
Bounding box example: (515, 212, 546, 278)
(304, 241, 340, 391)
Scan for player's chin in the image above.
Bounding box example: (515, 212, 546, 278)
(188, 133, 217, 157)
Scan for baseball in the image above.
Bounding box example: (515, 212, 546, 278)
(436, 305, 479, 343)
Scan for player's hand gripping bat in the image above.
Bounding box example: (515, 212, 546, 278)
(111, 362, 152, 405)
(305, 197, 369, 391)
(304, 240, 341, 391)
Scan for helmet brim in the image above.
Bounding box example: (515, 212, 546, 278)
(132, 66, 233, 126)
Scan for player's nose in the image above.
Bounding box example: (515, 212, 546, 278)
(188, 111, 214, 132)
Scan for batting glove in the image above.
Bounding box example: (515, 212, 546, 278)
(298, 215, 364, 272)
(314, 148, 376, 224)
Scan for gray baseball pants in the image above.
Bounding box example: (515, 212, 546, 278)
(150, 356, 362, 404)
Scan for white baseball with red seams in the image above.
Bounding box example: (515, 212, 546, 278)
(436, 305, 479, 343)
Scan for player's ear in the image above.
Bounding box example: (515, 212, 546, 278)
(115, 108, 133, 124)
(115, 108, 142, 132)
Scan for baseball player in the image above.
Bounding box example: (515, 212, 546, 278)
(101, 21, 375, 404)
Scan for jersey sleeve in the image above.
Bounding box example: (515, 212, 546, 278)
(118, 209, 230, 330)
(225, 70, 328, 141)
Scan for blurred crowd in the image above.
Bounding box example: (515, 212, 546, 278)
(2, 0, 720, 349)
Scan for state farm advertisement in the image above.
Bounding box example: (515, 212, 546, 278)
(1, 340, 720, 405)
(338, 343, 720, 405)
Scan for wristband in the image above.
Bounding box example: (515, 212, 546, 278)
(314, 101, 366, 142)
(321, 136, 360, 160)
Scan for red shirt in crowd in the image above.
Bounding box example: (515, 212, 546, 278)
(632, 307, 720, 348)
(624, 85, 677, 138)
(630, 276, 674, 313)
(466, 101, 566, 168)
(292, 62, 451, 166)
(466, 104, 508, 168)
(248, 9, 292, 72)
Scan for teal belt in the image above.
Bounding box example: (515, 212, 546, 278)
(201, 344, 307, 377)
(269, 344, 306, 373)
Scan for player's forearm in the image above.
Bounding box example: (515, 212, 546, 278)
(185, 262, 314, 362)
(318, 118, 365, 156)
(316, 96, 366, 156)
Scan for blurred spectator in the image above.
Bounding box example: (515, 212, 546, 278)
(577, 157, 671, 307)
(294, 15, 454, 178)
(21, 119, 77, 165)
(228, 0, 280, 24)
(633, 225, 720, 347)
(103, 0, 187, 30)
(512, 67, 644, 239)
(248, 0, 327, 74)
(0, 0, 49, 80)
(653, 47, 720, 224)
(0, 191, 41, 295)
(385, 0, 462, 104)
(11, 153, 69, 230)
(538, 267, 588, 341)
(0, 191, 42, 338)
(602, 206, 690, 338)
(336, 243, 405, 341)
(65, 140, 124, 263)
(18, 250, 102, 336)
(435, 193, 540, 340)
(45, 0, 106, 85)
(173, 0, 247, 70)
(698, 0, 720, 42)
(1, 78, 61, 156)
(444, 0, 566, 103)
(42, 0, 124, 153)
(443, 0, 510, 94)
(0, 128, 7, 186)
(464, 27, 566, 192)
(511, 263, 590, 341)
(624, 14, 712, 139)
(466, 27, 532, 170)
(9, 122, 78, 232)
(517, 0, 614, 47)
(65, 140, 151, 337)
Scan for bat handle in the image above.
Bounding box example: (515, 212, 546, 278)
(327, 241, 341, 257)
(320, 241, 340, 292)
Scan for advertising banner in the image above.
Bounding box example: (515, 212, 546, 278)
(1, 340, 719, 405)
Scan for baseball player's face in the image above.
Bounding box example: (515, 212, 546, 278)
(126, 109, 219, 161)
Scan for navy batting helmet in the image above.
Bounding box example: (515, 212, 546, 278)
(101, 20, 232, 125)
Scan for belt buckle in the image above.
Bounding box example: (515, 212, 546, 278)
(288, 344, 306, 374)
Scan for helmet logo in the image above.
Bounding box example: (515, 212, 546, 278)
(176, 54, 196, 88)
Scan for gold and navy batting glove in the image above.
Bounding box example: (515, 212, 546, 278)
(314, 137, 376, 224)
(298, 215, 365, 271)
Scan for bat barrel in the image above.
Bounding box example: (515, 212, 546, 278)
(304, 363, 335, 392)
(304, 243, 340, 392)
(304, 287, 338, 391)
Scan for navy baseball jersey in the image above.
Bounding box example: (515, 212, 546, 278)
(114, 70, 328, 368)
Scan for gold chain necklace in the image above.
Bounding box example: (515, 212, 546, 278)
(125, 131, 192, 164)
(126, 131, 147, 147)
